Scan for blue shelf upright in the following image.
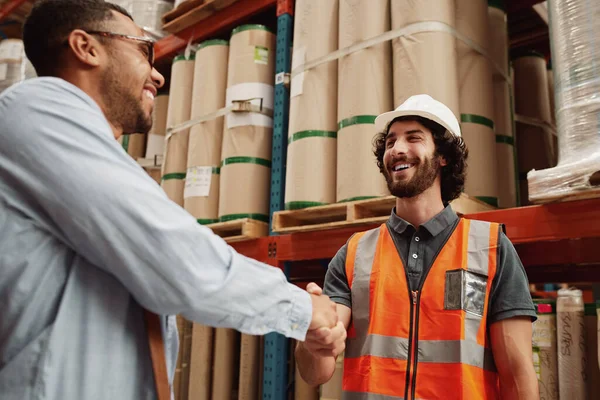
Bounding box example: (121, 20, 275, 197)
(264, 0, 294, 399)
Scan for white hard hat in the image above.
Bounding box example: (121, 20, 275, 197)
(374, 94, 461, 137)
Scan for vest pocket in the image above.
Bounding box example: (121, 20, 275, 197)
(444, 269, 488, 317)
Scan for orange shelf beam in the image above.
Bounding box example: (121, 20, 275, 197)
(0, 0, 29, 22)
(154, 0, 276, 61)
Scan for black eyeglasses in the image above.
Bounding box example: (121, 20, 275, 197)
(86, 30, 155, 68)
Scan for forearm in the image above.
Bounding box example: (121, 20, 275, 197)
(499, 364, 539, 400)
(295, 341, 337, 386)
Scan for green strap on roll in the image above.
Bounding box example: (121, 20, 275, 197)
(476, 196, 499, 207)
(197, 39, 229, 50)
(461, 114, 495, 130)
(338, 196, 379, 203)
(121, 135, 130, 152)
(231, 24, 273, 37)
(285, 201, 329, 210)
(221, 157, 271, 168)
(338, 115, 377, 130)
(197, 219, 219, 225)
(495, 134, 514, 146)
(211, 167, 221, 175)
(162, 172, 186, 181)
(288, 130, 337, 144)
(219, 213, 269, 223)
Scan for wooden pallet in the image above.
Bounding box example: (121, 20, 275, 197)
(162, 0, 241, 34)
(272, 193, 496, 234)
(206, 218, 268, 243)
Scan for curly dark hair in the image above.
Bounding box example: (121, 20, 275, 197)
(373, 116, 468, 204)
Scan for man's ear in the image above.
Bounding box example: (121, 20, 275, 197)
(66, 30, 102, 68)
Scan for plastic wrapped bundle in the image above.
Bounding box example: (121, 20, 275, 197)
(0, 39, 36, 94)
(130, 1, 173, 37)
(528, 0, 600, 203)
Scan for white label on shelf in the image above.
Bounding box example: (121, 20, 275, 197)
(275, 72, 285, 85)
(184, 166, 212, 198)
(0, 64, 7, 81)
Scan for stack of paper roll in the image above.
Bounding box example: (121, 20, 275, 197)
(456, 0, 499, 207)
(557, 288, 587, 400)
(336, 0, 391, 203)
(219, 25, 275, 223)
(211, 328, 240, 400)
(184, 40, 229, 224)
(585, 303, 600, 398)
(187, 324, 215, 400)
(145, 93, 170, 159)
(285, 0, 338, 210)
(532, 300, 559, 399)
(512, 52, 555, 205)
(391, 0, 460, 116)
(488, 1, 518, 208)
(161, 54, 195, 206)
(320, 353, 344, 400)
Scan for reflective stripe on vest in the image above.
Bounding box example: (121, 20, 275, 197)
(343, 218, 500, 399)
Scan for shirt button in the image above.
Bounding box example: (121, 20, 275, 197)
(415, 237, 420, 242)
(412, 253, 418, 259)
(291, 323, 298, 330)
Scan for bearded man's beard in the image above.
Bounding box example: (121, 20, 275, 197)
(101, 62, 153, 135)
(384, 154, 441, 199)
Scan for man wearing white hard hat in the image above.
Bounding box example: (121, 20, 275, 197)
(296, 95, 539, 399)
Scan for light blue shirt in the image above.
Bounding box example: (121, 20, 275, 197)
(0, 78, 312, 399)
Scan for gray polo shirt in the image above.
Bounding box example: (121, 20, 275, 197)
(324, 205, 537, 325)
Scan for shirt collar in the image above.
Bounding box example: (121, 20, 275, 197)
(388, 204, 458, 237)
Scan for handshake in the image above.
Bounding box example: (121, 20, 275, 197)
(305, 282, 347, 358)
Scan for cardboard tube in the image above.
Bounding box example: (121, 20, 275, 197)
(187, 324, 214, 400)
(320, 353, 344, 400)
(211, 328, 239, 400)
(336, 0, 390, 203)
(285, 0, 338, 209)
(238, 334, 260, 400)
(457, 0, 499, 208)
(513, 54, 556, 205)
(557, 289, 587, 400)
(162, 55, 195, 205)
(391, 0, 459, 117)
(185, 41, 229, 223)
(533, 300, 559, 400)
(219, 25, 275, 222)
(119, 133, 147, 159)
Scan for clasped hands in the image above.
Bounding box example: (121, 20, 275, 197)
(306, 282, 347, 357)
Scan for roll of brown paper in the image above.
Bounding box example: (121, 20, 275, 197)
(285, 0, 338, 210)
(162, 54, 195, 206)
(557, 289, 587, 400)
(119, 133, 146, 159)
(532, 300, 559, 400)
(238, 334, 260, 400)
(336, 0, 390, 203)
(391, 0, 460, 117)
(211, 328, 239, 400)
(219, 25, 275, 223)
(187, 324, 215, 400)
(185, 40, 229, 224)
(457, 0, 499, 208)
(512, 53, 556, 205)
(488, 3, 518, 208)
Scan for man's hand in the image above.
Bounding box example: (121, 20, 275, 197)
(309, 289, 338, 330)
(305, 282, 347, 357)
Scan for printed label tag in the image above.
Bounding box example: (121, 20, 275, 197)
(184, 166, 212, 198)
(254, 46, 269, 65)
(532, 315, 555, 348)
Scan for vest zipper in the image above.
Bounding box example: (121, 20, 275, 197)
(405, 290, 418, 400)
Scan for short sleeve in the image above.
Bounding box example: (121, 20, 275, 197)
(323, 243, 351, 308)
(488, 231, 538, 324)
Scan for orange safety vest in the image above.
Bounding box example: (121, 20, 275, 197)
(343, 218, 500, 400)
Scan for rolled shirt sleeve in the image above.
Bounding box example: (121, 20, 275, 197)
(0, 78, 312, 341)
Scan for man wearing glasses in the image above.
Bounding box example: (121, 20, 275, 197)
(0, 1, 343, 399)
